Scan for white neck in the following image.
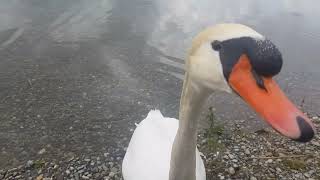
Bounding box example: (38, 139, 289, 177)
(169, 71, 210, 180)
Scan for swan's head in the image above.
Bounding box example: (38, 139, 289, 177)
(188, 23, 315, 142)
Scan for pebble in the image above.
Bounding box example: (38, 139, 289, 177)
(1, 113, 319, 180)
(250, 176, 257, 180)
(228, 167, 235, 175)
(266, 159, 273, 164)
(311, 141, 320, 147)
(109, 172, 115, 177)
(276, 167, 282, 173)
(36, 174, 43, 180)
(245, 149, 250, 155)
(65, 170, 71, 175)
(228, 154, 235, 159)
(26, 160, 34, 168)
(38, 148, 46, 155)
(82, 175, 90, 179)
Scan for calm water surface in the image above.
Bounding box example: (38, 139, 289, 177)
(0, 0, 319, 168)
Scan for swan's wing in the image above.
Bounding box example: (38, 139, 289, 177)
(122, 110, 178, 180)
(196, 148, 206, 180)
(122, 110, 206, 180)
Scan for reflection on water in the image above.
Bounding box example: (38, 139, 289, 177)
(0, 0, 319, 168)
(0, 0, 319, 114)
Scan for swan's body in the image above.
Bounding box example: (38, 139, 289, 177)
(122, 24, 315, 180)
(122, 110, 206, 180)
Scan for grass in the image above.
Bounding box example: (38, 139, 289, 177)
(202, 107, 225, 152)
(282, 159, 307, 170)
(34, 159, 46, 169)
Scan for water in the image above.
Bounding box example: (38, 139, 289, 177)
(0, 0, 319, 168)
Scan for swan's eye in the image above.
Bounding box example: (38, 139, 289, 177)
(211, 40, 222, 51)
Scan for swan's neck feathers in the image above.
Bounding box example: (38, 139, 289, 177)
(169, 73, 209, 180)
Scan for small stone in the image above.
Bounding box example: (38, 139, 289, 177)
(36, 174, 43, 180)
(311, 141, 320, 147)
(82, 175, 89, 179)
(250, 176, 257, 180)
(26, 160, 34, 168)
(219, 175, 225, 180)
(232, 159, 238, 163)
(266, 159, 273, 164)
(38, 148, 46, 155)
(228, 167, 235, 175)
(228, 154, 235, 159)
(65, 170, 71, 175)
(223, 155, 229, 160)
(75, 173, 80, 180)
(304, 172, 311, 178)
(108, 172, 115, 177)
(245, 149, 250, 155)
(276, 167, 282, 172)
(111, 167, 118, 173)
(8, 168, 17, 173)
(78, 169, 84, 174)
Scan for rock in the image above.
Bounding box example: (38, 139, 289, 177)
(8, 168, 17, 173)
(82, 175, 90, 179)
(311, 141, 320, 147)
(245, 149, 250, 155)
(228, 154, 235, 159)
(250, 176, 257, 180)
(276, 167, 282, 173)
(111, 167, 118, 173)
(266, 159, 273, 164)
(36, 174, 43, 180)
(109, 172, 115, 177)
(38, 148, 46, 155)
(304, 172, 311, 178)
(228, 167, 235, 175)
(26, 160, 34, 168)
(65, 170, 71, 175)
(223, 155, 229, 160)
(75, 173, 80, 180)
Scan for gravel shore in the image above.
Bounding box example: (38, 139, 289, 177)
(1, 114, 319, 180)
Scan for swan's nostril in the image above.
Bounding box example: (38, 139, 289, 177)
(295, 116, 315, 142)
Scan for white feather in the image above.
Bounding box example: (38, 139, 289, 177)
(122, 110, 206, 180)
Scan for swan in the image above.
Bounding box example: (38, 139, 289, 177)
(122, 24, 315, 180)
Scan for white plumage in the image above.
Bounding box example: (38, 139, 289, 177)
(122, 110, 206, 180)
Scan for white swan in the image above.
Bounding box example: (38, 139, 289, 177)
(122, 24, 315, 180)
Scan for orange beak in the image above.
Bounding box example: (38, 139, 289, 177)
(229, 55, 315, 142)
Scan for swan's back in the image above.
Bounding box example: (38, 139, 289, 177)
(122, 110, 206, 180)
